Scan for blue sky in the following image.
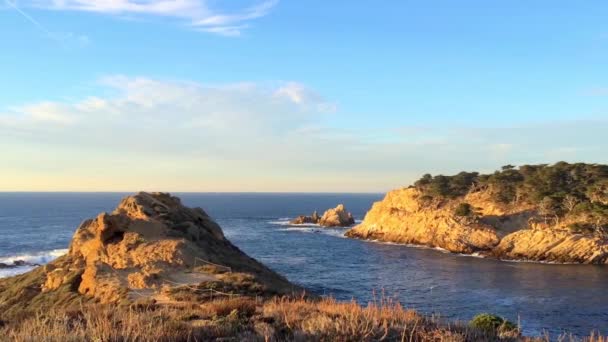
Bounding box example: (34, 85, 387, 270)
(0, 1, 607, 192)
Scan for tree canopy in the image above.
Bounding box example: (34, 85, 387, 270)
(414, 163, 608, 231)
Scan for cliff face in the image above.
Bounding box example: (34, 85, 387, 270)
(0, 192, 297, 317)
(346, 188, 608, 263)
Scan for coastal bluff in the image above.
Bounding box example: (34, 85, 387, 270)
(0, 192, 297, 317)
(346, 163, 608, 264)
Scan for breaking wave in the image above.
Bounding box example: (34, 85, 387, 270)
(0, 249, 68, 278)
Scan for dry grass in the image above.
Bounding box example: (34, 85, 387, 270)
(1, 296, 606, 342)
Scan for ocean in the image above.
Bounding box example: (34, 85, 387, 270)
(1, 192, 607, 336)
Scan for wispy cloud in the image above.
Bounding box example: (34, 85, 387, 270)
(5, 0, 51, 33)
(4, 0, 91, 45)
(1, 76, 606, 192)
(26, 0, 279, 36)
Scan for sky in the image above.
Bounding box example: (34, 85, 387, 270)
(0, 0, 607, 192)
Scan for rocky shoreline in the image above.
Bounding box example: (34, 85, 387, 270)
(345, 187, 608, 264)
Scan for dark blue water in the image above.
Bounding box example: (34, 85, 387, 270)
(0, 193, 607, 336)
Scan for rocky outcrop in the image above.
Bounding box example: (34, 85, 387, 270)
(346, 188, 608, 263)
(290, 205, 355, 227)
(290, 211, 320, 225)
(493, 227, 608, 263)
(319, 204, 356, 227)
(0, 192, 298, 317)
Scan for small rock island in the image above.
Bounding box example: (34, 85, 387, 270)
(346, 162, 608, 264)
(290, 204, 356, 227)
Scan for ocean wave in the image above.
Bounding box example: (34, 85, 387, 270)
(0, 249, 68, 278)
(278, 227, 348, 239)
(0, 265, 38, 278)
(278, 227, 319, 233)
(0, 248, 68, 265)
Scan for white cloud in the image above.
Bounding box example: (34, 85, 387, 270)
(275, 82, 337, 113)
(1, 76, 607, 192)
(0, 76, 335, 156)
(26, 0, 279, 36)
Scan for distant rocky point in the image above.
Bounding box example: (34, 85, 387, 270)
(0, 192, 298, 317)
(290, 204, 356, 227)
(346, 162, 608, 264)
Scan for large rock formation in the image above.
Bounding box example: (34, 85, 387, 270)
(319, 204, 356, 227)
(0, 192, 297, 317)
(346, 187, 608, 263)
(290, 205, 355, 227)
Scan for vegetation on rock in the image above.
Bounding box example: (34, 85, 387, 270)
(414, 162, 608, 234)
(347, 162, 608, 263)
(470, 313, 518, 335)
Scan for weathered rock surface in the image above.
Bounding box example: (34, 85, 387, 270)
(346, 188, 608, 263)
(319, 204, 356, 227)
(290, 205, 355, 227)
(0, 192, 297, 317)
(290, 211, 320, 225)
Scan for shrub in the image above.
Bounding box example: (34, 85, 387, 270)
(469, 313, 517, 334)
(568, 222, 594, 234)
(454, 203, 474, 217)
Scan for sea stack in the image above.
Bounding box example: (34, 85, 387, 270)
(0, 192, 297, 317)
(290, 204, 355, 227)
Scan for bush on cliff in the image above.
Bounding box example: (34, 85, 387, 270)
(454, 202, 474, 217)
(469, 313, 518, 335)
(414, 162, 608, 228)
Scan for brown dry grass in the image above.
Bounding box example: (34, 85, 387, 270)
(1, 296, 606, 342)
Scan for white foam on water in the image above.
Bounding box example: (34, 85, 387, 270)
(0, 265, 37, 278)
(363, 239, 581, 264)
(278, 227, 318, 233)
(268, 219, 321, 227)
(0, 248, 68, 278)
(278, 227, 350, 239)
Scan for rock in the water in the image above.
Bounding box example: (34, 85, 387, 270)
(319, 204, 356, 227)
(290, 212, 318, 225)
(291, 205, 355, 227)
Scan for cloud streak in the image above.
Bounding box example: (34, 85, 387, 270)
(26, 0, 279, 36)
(4, 0, 91, 45)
